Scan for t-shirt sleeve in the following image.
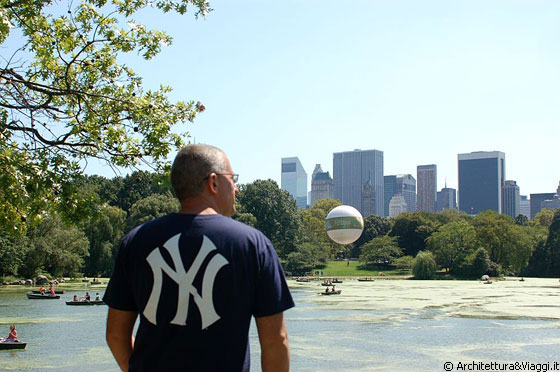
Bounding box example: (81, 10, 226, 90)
(253, 236, 295, 318)
(103, 236, 138, 311)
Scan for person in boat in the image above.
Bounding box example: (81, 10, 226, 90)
(331, 286, 336, 292)
(73, 295, 80, 302)
(6, 325, 17, 342)
(49, 285, 55, 296)
(325, 287, 329, 293)
(95, 293, 101, 301)
(104, 145, 294, 372)
(84, 292, 91, 301)
(39, 285, 45, 295)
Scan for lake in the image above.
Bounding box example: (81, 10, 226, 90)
(1, 278, 559, 371)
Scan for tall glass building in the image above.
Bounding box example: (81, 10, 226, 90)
(397, 174, 416, 213)
(333, 149, 384, 217)
(519, 195, 530, 219)
(384, 175, 398, 217)
(458, 151, 505, 215)
(502, 180, 520, 219)
(530, 193, 556, 219)
(281, 157, 308, 209)
(437, 187, 457, 211)
(417, 164, 437, 212)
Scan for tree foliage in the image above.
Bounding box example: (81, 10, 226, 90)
(284, 242, 327, 275)
(412, 251, 437, 280)
(351, 214, 391, 258)
(359, 235, 401, 265)
(530, 209, 555, 229)
(22, 213, 89, 277)
(0, 234, 28, 276)
(527, 209, 560, 277)
(81, 204, 126, 276)
(0, 0, 209, 233)
(389, 212, 440, 257)
(126, 192, 179, 232)
(393, 255, 414, 271)
(426, 220, 477, 273)
(236, 179, 302, 258)
(473, 211, 533, 274)
(299, 198, 341, 258)
(515, 214, 529, 226)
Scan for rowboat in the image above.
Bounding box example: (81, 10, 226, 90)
(357, 277, 375, 282)
(65, 300, 105, 306)
(320, 290, 342, 295)
(0, 341, 27, 350)
(26, 293, 60, 299)
(32, 290, 65, 294)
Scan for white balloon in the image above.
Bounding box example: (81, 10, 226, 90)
(325, 205, 364, 244)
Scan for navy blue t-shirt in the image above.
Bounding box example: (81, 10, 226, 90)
(104, 213, 294, 372)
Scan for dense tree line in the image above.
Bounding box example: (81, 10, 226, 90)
(1, 173, 559, 280)
(0, 171, 176, 279)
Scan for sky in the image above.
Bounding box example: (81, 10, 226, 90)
(95, 0, 559, 196)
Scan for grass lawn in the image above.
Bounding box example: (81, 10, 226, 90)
(313, 260, 411, 277)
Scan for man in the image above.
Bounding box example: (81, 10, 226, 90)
(104, 144, 294, 371)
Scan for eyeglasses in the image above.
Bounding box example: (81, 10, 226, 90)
(203, 173, 239, 184)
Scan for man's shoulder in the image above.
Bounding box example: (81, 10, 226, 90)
(125, 213, 269, 244)
(200, 215, 269, 242)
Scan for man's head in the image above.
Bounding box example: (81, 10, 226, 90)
(171, 144, 238, 217)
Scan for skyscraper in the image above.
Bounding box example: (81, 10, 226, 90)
(389, 195, 407, 217)
(541, 196, 560, 210)
(437, 187, 457, 211)
(384, 175, 398, 217)
(417, 164, 437, 212)
(458, 151, 505, 215)
(309, 164, 334, 206)
(530, 193, 555, 219)
(281, 157, 308, 209)
(519, 195, 530, 219)
(333, 149, 384, 217)
(396, 174, 416, 213)
(502, 180, 520, 219)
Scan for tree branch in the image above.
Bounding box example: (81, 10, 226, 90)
(5, 121, 96, 148)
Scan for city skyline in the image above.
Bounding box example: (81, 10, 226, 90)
(78, 1, 559, 196)
(281, 149, 558, 203)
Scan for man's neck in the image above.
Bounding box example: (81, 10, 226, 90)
(178, 196, 220, 215)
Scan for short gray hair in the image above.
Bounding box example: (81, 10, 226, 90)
(171, 144, 228, 200)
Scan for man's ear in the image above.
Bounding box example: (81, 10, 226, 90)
(207, 173, 219, 194)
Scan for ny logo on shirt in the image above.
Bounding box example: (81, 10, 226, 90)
(143, 234, 229, 329)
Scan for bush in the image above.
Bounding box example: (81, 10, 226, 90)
(412, 251, 437, 279)
(470, 248, 491, 277)
(393, 255, 414, 271)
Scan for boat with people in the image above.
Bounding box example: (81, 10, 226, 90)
(0, 340, 27, 350)
(32, 290, 64, 294)
(295, 277, 311, 282)
(357, 277, 375, 282)
(65, 300, 105, 306)
(26, 293, 60, 299)
(320, 290, 342, 295)
(322, 278, 343, 286)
